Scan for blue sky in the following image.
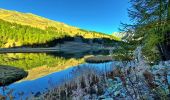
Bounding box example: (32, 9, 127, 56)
(0, 0, 130, 34)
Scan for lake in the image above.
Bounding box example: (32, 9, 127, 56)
(0, 50, 113, 99)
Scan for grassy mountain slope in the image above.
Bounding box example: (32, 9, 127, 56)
(0, 9, 76, 29)
(0, 9, 119, 38)
(0, 9, 120, 48)
(0, 19, 68, 47)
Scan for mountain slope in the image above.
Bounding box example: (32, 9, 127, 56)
(0, 9, 76, 30)
(0, 9, 118, 39)
(0, 9, 120, 48)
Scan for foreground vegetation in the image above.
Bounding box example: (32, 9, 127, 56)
(121, 0, 170, 61)
(32, 51, 170, 99)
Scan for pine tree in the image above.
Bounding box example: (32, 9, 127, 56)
(122, 0, 170, 61)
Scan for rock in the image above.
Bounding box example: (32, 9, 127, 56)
(83, 94, 90, 100)
(0, 65, 28, 86)
(164, 60, 170, 66)
(101, 77, 127, 98)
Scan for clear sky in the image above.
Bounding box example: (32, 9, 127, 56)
(0, 0, 130, 34)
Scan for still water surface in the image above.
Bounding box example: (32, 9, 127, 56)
(0, 51, 113, 99)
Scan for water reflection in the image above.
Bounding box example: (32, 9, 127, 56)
(0, 53, 84, 81)
(0, 50, 109, 81)
(48, 49, 109, 59)
(0, 62, 114, 100)
(0, 50, 110, 99)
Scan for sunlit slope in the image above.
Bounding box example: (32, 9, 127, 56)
(0, 9, 77, 30)
(0, 9, 119, 39)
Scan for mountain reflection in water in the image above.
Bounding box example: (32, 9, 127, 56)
(0, 50, 109, 80)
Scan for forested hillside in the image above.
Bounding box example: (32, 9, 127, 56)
(0, 19, 68, 47)
(0, 9, 120, 48)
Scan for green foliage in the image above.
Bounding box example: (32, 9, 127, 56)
(0, 19, 67, 48)
(112, 41, 135, 61)
(121, 0, 170, 62)
(141, 33, 161, 63)
(144, 33, 162, 50)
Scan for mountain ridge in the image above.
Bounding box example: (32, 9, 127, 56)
(0, 9, 120, 48)
(0, 8, 76, 29)
(0, 8, 115, 38)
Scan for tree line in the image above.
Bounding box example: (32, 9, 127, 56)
(0, 19, 116, 48)
(0, 19, 68, 48)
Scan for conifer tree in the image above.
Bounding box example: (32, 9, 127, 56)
(122, 0, 170, 60)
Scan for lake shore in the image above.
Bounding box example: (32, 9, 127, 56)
(0, 42, 112, 54)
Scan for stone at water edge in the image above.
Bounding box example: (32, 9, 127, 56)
(0, 65, 28, 86)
